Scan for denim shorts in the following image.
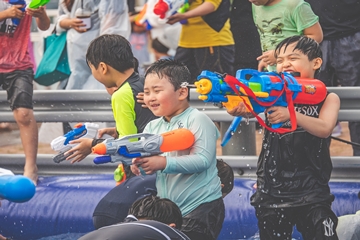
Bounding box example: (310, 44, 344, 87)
(0, 68, 34, 110)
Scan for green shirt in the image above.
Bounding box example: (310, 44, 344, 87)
(252, 0, 319, 52)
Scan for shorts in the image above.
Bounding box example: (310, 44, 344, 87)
(181, 197, 225, 240)
(255, 201, 338, 240)
(175, 45, 235, 83)
(0, 68, 34, 110)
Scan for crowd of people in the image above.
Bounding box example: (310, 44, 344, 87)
(1, 0, 360, 239)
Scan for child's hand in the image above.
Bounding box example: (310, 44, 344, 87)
(98, 127, 118, 138)
(227, 102, 254, 118)
(265, 106, 290, 125)
(65, 138, 93, 163)
(257, 50, 276, 71)
(136, 92, 148, 108)
(257, 58, 268, 72)
(26, 6, 46, 18)
(132, 156, 166, 175)
(167, 13, 186, 25)
(5, 4, 25, 19)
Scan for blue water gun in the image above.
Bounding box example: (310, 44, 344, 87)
(51, 123, 99, 163)
(0, 168, 36, 203)
(92, 128, 195, 165)
(195, 69, 328, 146)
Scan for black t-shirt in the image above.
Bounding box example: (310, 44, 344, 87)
(251, 96, 334, 208)
(306, 0, 360, 39)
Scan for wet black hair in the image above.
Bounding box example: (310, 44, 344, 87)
(274, 35, 322, 61)
(128, 195, 183, 229)
(274, 36, 322, 76)
(144, 59, 191, 91)
(217, 159, 234, 196)
(86, 34, 139, 73)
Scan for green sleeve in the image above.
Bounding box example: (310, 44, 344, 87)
(111, 83, 138, 137)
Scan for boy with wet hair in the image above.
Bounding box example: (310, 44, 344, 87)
(228, 35, 340, 239)
(80, 195, 190, 240)
(126, 195, 183, 229)
(64, 34, 156, 163)
(131, 59, 224, 240)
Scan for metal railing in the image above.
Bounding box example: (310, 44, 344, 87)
(1, 87, 360, 180)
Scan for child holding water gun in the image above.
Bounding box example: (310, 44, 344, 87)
(0, 0, 50, 184)
(63, 34, 156, 163)
(228, 36, 340, 239)
(131, 59, 224, 240)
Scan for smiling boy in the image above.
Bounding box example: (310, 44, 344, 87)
(131, 59, 224, 240)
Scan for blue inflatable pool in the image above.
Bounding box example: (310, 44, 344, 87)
(0, 175, 359, 240)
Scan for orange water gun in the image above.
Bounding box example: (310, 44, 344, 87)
(92, 129, 195, 165)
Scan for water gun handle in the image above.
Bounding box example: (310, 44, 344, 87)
(93, 155, 111, 164)
(221, 116, 242, 147)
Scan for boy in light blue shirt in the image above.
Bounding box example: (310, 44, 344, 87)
(131, 59, 224, 240)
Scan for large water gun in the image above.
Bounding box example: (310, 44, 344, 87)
(92, 128, 195, 165)
(195, 69, 327, 146)
(9, 0, 49, 25)
(136, 0, 188, 30)
(51, 123, 99, 163)
(0, 168, 36, 203)
(153, 0, 188, 19)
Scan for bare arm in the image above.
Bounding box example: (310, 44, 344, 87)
(296, 93, 339, 138)
(167, 1, 215, 24)
(303, 22, 323, 43)
(0, 5, 24, 22)
(26, 6, 50, 31)
(266, 93, 340, 138)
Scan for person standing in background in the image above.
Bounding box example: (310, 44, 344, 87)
(306, 0, 360, 155)
(167, 0, 235, 83)
(230, 0, 261, 71)
(0, 0, 50, 184)
(56, 0, 131, 90)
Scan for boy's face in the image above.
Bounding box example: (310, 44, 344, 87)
(144, 73, 186, 121)
(89, 62, 114, 88)
(275, 43, 321, 78)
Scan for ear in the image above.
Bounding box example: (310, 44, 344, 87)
(99, 62, 109, 75)
(178, 87, 189, 100)
(312, 57, 322, 71)
(168, 223, 176, 228)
